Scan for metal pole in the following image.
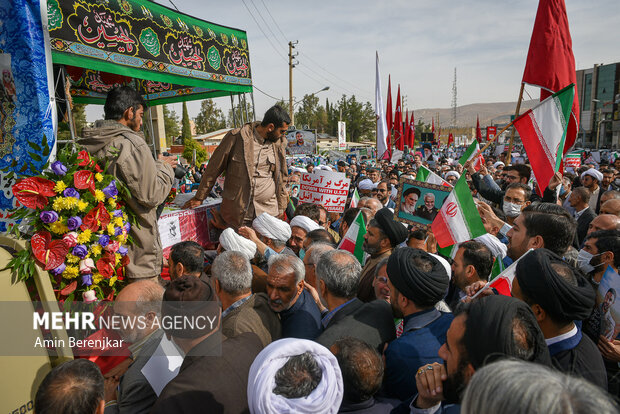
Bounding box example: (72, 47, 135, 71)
(596, 108, 602, 149)
(136, 79, 157, 159)
(60, 66, 76, 142)
(250, 91, 257, 122)
(507, 83, 525, 164)
(230, 93, 238, 128)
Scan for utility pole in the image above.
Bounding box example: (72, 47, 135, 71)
(288, 41, 298, 126)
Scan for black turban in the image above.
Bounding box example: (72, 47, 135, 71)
(403, 187, 421, 198)
(161, 275, 220, 339)
(386, 247, 449, 306)
(516, 248, 595, 321)
(374, 207, 409, 247)
(463, 295, 551, 370)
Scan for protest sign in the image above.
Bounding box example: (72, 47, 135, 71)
(593, 266, 620, 340)
(299, 170, 350, 212)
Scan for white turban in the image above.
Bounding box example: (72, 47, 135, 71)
(358, 179, 374, 190)
(475, 233, 507, 259)
(248, 338, 343, 414)
(253, 213, 292, 243)
(581, 168, 603, 182)
(319, 165, 332, 171)
(219, 228, 257, 260)
(430, 253, 452, 282)
(493, 161, 505, 168)
(445, 171, 460, 180)
(289, 215, 321, 233)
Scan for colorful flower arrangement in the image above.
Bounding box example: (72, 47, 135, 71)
(7, 146, 136, 302)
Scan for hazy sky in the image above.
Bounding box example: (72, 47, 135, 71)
(85, 0, 619, 124)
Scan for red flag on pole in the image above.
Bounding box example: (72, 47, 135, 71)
(409, 111, 416, 148)
(448, 133, 454, 147)
(394, 85, 403, 151)
(386, 76, 393, 154)
(522, 0, 579, 154)
(437, 127, 442, 147)
(403, 110, 410, 148)
(475, 116, 482, 143)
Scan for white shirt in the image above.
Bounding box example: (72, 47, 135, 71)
(545, 324, 578, 346)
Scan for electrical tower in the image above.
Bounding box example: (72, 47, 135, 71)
(451, 67, 457, 128)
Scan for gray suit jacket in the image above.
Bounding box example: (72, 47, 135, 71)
(105, 330, 163, 414)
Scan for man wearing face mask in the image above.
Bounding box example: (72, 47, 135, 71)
(183, 105, 291, 228)
(578, 230, 620, 287)
(502, 183, 532, 225)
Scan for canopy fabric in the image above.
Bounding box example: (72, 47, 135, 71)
(48, 0, 252, 104)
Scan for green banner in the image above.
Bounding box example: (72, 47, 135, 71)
(48, 0, 252, 102)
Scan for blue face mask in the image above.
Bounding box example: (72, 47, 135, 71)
(299, 248, 305, 259)
(559, 184, 567, 196)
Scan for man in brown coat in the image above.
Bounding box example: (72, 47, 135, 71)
(212, 251, 281, 347)
(80, 87, 176, 281)
(183, 105, 290, 228)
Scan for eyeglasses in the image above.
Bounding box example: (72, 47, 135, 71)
(504, 196, 526, 205)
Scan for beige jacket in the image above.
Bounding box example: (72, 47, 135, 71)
(80, 120, 174, 279)
(195, 122, 288, 228)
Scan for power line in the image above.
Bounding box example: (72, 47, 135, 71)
(253, 85, 281, 101)
(259, 0, 288, 43)
(245, 0, 287, 52)
(240, 0, 288, 62)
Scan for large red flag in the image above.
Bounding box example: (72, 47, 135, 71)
(394, 85, 403, 151)
(475, 115, 482, 143)
(409, 111, 416, 148)
(403, 110, 410, 148)
(448, 133, 454, 147)
(522, 0, 578, 154)
(386, 76, 393, 153)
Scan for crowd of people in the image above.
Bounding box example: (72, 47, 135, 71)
(34, 91, 620, 413)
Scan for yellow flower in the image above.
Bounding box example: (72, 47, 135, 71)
(95, 173, 103, 182)
(108, 198, 117, 209)
(95, 190, 105, 202)
(62, 266, 79, 279)
(77, 230, 92, 244)
(93, 272, 104, 284)
(52, 197, 65, 211)
(109, 276, 118, 286)
(53, 181, 67, 194)
(49, 220, 69, 234)
(116, 234, 126, 244)
(115, 253, 121, 265)
(122, 213, 128, 221)
(66, 254, 80, 264)
(114, 217, 124, 227)
(107, 223, 116, 236)
(63, 197, 78, 209)
(90, 244, 102, 256)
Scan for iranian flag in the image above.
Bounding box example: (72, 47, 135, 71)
(564, 152, 581, 169)
(416, 166, 452, 187)
(338, 211, 367, 264)
(459, 140, 485, 171)
(431, 175, 487, 248)
(513, 84, 575, 193)
(349, 188, 360, 208)
(484, 250, 532, 296)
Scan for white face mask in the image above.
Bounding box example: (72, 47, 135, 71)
(503, 201, 522, 218)
(577, 250, 604, 274)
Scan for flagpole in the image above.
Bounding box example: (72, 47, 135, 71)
(479, 120, 516, 153)
(506, 83, 525, 164)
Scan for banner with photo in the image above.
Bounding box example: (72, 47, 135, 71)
(286, 129, 316, 155)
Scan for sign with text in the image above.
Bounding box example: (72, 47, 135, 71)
(486, 126, 497, 141)
(338, 121, 346, 150)
(299, 170, 350, 212)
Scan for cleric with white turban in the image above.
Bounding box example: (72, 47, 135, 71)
(248, 338, 343, 414)
(289, 215, 321, 233)
(253, 213, 292, 243)
(219, 228, 257, 261)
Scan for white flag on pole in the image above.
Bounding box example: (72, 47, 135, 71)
(375, 52, 388, 158)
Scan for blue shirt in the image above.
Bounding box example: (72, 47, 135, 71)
(384, 309, 454, 401)
(279, 289, 322, 340)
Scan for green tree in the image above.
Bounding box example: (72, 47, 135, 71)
(162, 105, 180, 146)
(181, 101, 207, 164)
(195, 99, 226, 134)
(336, 95, 375, 142)
(57, 103, 87, 140)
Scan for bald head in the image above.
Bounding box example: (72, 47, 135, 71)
(601, 190, 620, 205)
(588, 214, 620, 236)
(601, 199, 620, 217)
(365, 198, 383, 215)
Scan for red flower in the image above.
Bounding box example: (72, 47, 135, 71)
(96, 258, 115, 278)
(81, 202, 111, 232)
(74, 170, 96, 194)
(12, 177, 56, 209)
(94, 164, 103, 173)
(31, 231, 69, 270)
(77, 150, 93, 167)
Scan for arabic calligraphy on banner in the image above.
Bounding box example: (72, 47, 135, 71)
(49, 0, 252, 87)
(299, 170, 350, 213)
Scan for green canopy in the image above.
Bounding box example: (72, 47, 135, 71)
(48, 0, 252, 105)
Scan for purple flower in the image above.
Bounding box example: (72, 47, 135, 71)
(118, 246, 128, 256)
(98, 234, 110, 247)
(50, 263, 66, 276)
(102, 181, 118, 198)
(40, 210, 59, 224)
(67, 216, 82, 231)
(113, 209, 123, 217)
(72, 244, 88, 259)
(51, 161, 67, 176)
(124, 222, 131, 232)
(81, 273, 93, 286)
(114, 227, 123, 236)
(63, 187, 80, 199)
